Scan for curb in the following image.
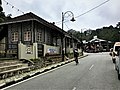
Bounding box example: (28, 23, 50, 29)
(0, 54, 88, 89)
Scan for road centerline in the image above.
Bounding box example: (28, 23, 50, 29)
(89, 64, 94, 70)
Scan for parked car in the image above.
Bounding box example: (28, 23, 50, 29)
(115, 49, 120, 80)
(110, 42, 120, 63)
(111, 42, 120, 80)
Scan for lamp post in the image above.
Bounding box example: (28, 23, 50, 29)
(61, 11, 75, 61)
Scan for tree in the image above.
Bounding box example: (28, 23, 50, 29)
(0, 0, 6, 23)
(116, 22, 120, 28)
(68, 24, 120, 43)
(0, 0, 3, 12)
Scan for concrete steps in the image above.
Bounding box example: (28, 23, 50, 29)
(0, 60, 29, 80)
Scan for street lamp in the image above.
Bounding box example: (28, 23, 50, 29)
(61, 11, 75, 61)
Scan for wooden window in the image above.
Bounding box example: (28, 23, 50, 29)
(24, 31, 31, 41)
(37, 32, 42, 42)
(11, 32, 18, 42)
(47, 32, 51, 44)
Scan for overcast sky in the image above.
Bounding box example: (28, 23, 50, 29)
(2, 0, 120, 31)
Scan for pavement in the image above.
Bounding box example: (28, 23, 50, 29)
(0, 53, 88, 89)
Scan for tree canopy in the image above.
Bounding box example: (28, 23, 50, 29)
(0, 0, 6, 23)
(67, 23, 120, 43)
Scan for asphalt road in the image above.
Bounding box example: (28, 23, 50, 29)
(3, 52, 120, 90)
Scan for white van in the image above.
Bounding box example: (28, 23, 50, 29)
(112, 42, 120, 80)
(111, 42, 120, 63)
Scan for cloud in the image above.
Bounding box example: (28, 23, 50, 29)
(23, 0, 34, 4)
(2, 0, 120, 31)
(96, 0, 120, 27)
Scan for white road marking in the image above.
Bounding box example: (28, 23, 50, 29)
(89, 64, 94, 70)
(72, 87, 77, 90)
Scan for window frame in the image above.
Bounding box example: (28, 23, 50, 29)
(24, 31, 31, 41)
(11, 32, 18, 42)
(37, 32, 42, 42)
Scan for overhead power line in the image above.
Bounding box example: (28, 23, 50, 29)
(3, 0, 24, 14)
(75, 0, 110, 18)
(3, 0, 110, 26)
(56, 0, 110, 25)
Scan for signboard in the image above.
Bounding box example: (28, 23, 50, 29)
(47, 48, 57, 54)
(26, 45, 32, 54)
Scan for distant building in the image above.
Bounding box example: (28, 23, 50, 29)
(84, 36, 112, 52)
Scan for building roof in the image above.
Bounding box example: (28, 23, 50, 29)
(0, 12, 50, 25)
(0, 12, 65, 34)
(89, 36, 106, 43)
(0, 12, 81, 42)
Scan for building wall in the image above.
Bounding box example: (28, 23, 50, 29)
(0, 37, 6, 51)
(7, 21, 63, 47)
(43, 44, 60, 56)
(6, 19, 80, 59)
(7, 21, 63, 57)
(21, 21, 32, 44)
(18, 42, 38, 60)
(34, 22, 44, 43)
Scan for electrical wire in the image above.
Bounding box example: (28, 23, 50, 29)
(3, 0, 24, 14)
(64, 23, 70, 30)
(55, 0, 110, 25)
(3, 0, 110, 30)
(75, 0, 110, 18)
